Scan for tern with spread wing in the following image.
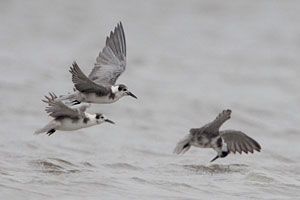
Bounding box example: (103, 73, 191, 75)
(61, 22, 137, 105)
(35, 93, 115, 136)
(174, 109, 261, 162)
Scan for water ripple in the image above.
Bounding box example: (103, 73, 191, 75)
(103, 162, 143, 171)
(182, 164, 249, 175)
(29, 158, 82, 175)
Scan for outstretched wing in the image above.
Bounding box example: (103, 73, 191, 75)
(70, 62, 110, 96)
(204, 109, 232, 133)
(220, 130, 261, 154)
(88, 22, 126, 86)
(42, 93, 87, 118)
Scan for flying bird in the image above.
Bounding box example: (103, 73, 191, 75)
(174, 109, 261, 162)
(35, 93, 114, 136)
(61, 22, 137, 105)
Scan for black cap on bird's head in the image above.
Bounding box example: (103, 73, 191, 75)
(117, 84, 137, 99)
(95, 113, 115, 124)
(95, 113, 103, 119)
(210, 151, 229, 162)
(117, 84, 127, 91)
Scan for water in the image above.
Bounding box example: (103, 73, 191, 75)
(0, 1, 300, 199)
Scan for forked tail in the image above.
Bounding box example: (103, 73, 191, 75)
(173, 134, 193, 154)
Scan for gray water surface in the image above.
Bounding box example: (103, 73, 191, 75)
(0, 1, 300, 199)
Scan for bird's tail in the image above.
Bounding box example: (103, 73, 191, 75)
(34, 121, 58, 135)
(173, 134, 193, 154)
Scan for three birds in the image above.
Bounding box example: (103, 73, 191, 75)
(35, 22, 261, 163)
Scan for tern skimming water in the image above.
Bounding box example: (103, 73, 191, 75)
(174, 109, 261, 162)
(61, 22, 137, 105)
(35, 93, 114, 136)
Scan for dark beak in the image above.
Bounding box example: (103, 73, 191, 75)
(104, 119, 115, 124)
(210, 155, 219, 162)
(127, 91, 137, 99)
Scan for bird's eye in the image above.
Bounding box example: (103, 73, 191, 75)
(101, 116, 104, 119)
(123, 89, 127, 91)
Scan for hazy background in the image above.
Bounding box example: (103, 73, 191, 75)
(0, 1, 299, 199)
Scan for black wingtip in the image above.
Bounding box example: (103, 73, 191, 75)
(72, 61, 79, 68)
(69, 62, 79, 75)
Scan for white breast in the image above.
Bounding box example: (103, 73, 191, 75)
(221, 138, 228, 152)
(57, 118, 96, 131)
(111, 85, 119, 93)
(84, 93, 122, 104)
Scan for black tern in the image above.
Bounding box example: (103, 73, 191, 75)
(35, 93, 115, 136)
(174, 109, 261, 162)
(61, 22, 137, 105)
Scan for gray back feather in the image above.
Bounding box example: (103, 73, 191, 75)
(190, 109, 232, 138)
(89, 22, 126, 86)
(70, 62, 109, 95)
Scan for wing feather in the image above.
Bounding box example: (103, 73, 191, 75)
(235, 142, 242, 154)
(88, 22, 126, 85)
(42, 93, 85, 118)
(70, 62, 109, 95)
(204, 109, 232, 133)
(220, 130, 261, 154)
(239, 141, 249, 154)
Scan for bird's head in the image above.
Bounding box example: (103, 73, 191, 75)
(95, 113, 115, 124)
(112, 84, 137, 99)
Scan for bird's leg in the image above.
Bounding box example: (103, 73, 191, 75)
(72, 100, 81, 105)
(47, 129, 56, 136)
